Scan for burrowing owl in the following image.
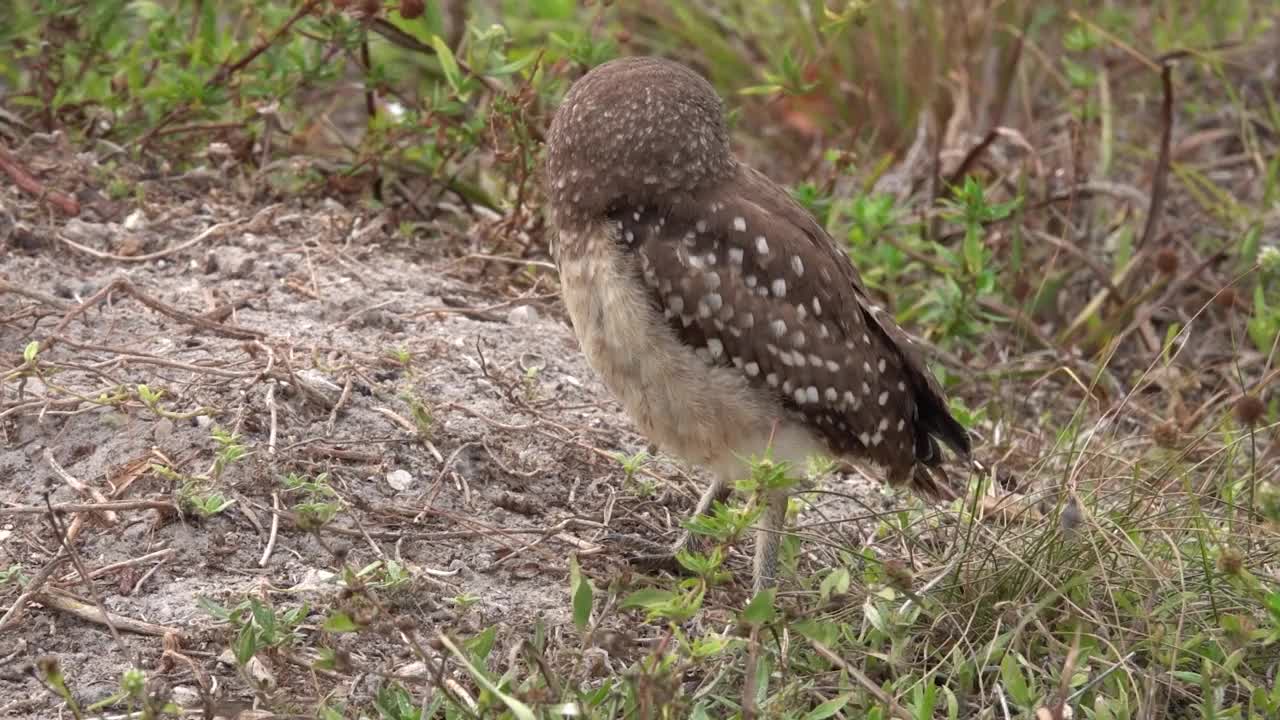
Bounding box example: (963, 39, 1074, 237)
(544, 56, 971, 590)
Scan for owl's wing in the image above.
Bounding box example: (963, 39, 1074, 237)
(609, 174, 969, 488)
(741, 167, 971, 463)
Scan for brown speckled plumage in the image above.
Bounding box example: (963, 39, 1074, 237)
(546, 56, 971, 590)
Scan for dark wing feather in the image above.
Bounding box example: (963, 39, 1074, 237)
(606, 166, 970, 484)
(737, 167, 971, 459)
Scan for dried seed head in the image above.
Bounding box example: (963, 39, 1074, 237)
(592, 629, 633, 655)
(1060, 496, 1083, 535)
(1217, 546, 1244, 576)
(1153, 419, 1181, 449)
(333, 648, 353, 672)
(36, 656, 61, 677)
(353, 605, 379, 626)
(1154, 246, 1179, 275)
(1213, 286, 1241, 311)
(883, 558, 914, 591)
(331, 543, 351, 564)
(1233, 393, 1265, 427)
(399, 0, 424, 18)
(1034, 703, 1074, 720)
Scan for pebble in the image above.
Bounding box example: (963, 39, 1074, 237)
(386, 469, 415, 492)
(123, 209, 148, 231)
(506, 305, 539, 324)
(203, 245, 254, 278)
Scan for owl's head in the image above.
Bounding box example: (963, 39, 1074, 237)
(545, 56, 737, 227)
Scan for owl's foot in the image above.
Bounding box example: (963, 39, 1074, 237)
(610, 475, 735, 575)
(603, 532, 684, 574)
(603, 530, 719, 575)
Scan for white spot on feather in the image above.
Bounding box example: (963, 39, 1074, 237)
(707, 338, 724, 359)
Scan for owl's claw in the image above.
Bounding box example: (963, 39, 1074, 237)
(602, 531, 714, 576)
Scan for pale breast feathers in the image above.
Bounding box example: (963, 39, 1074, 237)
(607, 176, 970, 467)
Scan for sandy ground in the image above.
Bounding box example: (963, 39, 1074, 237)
(0, 157, 888, 716)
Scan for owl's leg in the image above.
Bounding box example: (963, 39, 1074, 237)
(751, 487, 789, 592)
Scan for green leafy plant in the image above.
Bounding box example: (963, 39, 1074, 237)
(210, 426, 248, 480)
(199, 596, 309, 665)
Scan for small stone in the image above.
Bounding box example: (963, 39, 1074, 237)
(397, 660, 429, 678)
(507, 305, 540, 324)
(114, 234, 146, 256)
(153, 417, 175, 442)
(123, 209, 148, 231)
(61, 218, 113, 248)
(292, 369, 343, 406)
(204, 245, 254, 278)
(288, 568, 338, 593)
(171, 686, 200, 707)
(386, 469, 415, 492)
(205, 142, 233, 159)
